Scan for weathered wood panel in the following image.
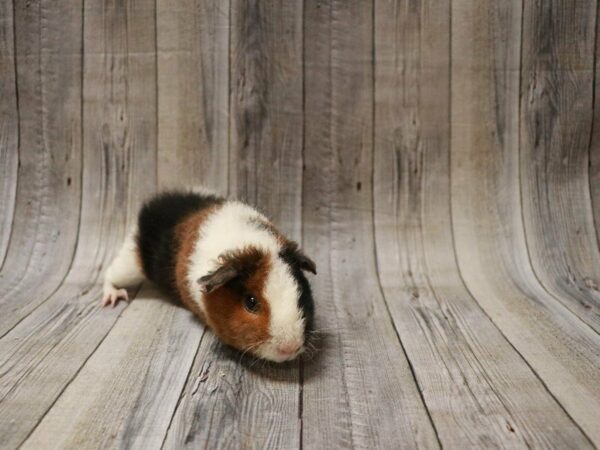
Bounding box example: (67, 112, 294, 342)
(520, 0, 600, 332)
(301, 1, 439, 448)
(1, 0, 600, 448)
(451, 0, 600, 445)
(164, 2, 304, 447)
(23, 286, 202, 450)
(374, 0, 591, 447)
(0, 0, 157, 447)
(591, 0, 600, 246)
(157, 0, 230, 193)
(229, 0, 304, 240)
(0, 0, 82, 337)
(0, 0, 19, 265)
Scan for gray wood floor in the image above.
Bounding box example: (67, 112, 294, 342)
(1, 0, 600, 448)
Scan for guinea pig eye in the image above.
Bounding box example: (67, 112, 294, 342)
(243, 295, 260, 314)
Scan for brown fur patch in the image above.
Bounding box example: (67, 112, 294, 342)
(203, 247, 272, 352)
(174, 205, 222, 322)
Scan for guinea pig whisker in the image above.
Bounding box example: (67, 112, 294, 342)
(238, 340, 267, 365)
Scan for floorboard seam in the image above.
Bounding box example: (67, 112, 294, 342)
(514, 2, 600, 337)
(160, 327, 207, 449)
(1, 0, 21, 272)
(15, 284, 144, 449)
(587, 0, 600, 256)
(446, 3, 594, 441)
(370, 1, 441, 441)
(298, 2, 306, 448)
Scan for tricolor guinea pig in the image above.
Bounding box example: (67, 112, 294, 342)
(102, 190, 316, 362)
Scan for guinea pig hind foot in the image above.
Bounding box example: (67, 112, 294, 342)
(102, 284, 129, 307)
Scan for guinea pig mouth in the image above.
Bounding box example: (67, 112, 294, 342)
(252, 341, 304, 363)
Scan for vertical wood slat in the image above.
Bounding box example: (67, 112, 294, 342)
(229, 0, 304, 240)
(591, 1, 600, 246)
(374, 0, 591, 447)
(1, 1, 600, 448)
(520, 0, 600, 332)
(2, 0, 158, 448)
(157, 0, 229, 193)
(163, 2, 304, 448)
(21, 0, 161, 446)
(301, 1, 439, 448)
(0, 0, 83, 337)
(0, 0, 19, 265)
(451, 0, 600, 445)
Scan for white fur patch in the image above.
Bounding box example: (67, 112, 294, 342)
(255, 258, 305, 362)
(186, 200, 306, 361)
(104, 227, 145, 291)
(187, 202, 278, 312)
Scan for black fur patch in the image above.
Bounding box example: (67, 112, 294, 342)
(137, 191, 224, 296)
(279, 247, 315, 335)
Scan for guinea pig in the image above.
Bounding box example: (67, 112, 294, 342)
(102, 189, 316, 362)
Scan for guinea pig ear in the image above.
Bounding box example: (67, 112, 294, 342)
(281, 241, 317, 275)
(197, 265, 238, 294)
(296, 251, 317, 274)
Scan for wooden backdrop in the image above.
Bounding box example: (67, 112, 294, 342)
(1, 0, 600, 448)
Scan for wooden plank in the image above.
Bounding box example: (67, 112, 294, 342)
(157, 0, 229, 193)
(301, 1, 439, 448)
(0, 0, 19, 265)
(163, 2, 304, 447)
(451, 0, 600, 445)
(0, 0, 83, 337)
(22, 285, 202, 450)
(519, 0, 600, 332)
(228, 0, 304, 241)
(82, 0, 157, 225)
(373, 0, 592, 447)
(0, 0, 157, 447)
(163, 334, 301, 449)
(591, 2, 600, 245)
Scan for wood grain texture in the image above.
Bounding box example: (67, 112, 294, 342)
(163, 2, 304, 447)
(229, 0, 304, 241)
(157, 0, 230, 193)
(0, 0, 83, 337)
(451, 0, 600, 445)
(374, 0, 591, 447)
(301, 1, 439, 448)
(0, 0, 157, 447)
(0, 0, 19, 265)
(22, 286, 202, 450)
(2, 0, 600, 448)
(520, 0, 600, 332)
(591, 0, 600, 247)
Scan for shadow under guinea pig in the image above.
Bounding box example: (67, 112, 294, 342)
(212, 329, 331, 383)
(148, 286, 331, 382)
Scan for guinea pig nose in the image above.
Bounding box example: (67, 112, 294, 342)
(276, 343, 302, 356)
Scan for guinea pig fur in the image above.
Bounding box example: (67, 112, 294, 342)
(102, 190, 316, 363)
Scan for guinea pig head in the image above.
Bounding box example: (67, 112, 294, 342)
(197, 244, 316, 362)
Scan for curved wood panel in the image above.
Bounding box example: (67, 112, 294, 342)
(375, 0, 592, 447)
(165, 2, 304, 447)
(0, 0, 19, 265)
(301, 2, 439, 448)
(451, 0, 600, 444)
(519, 0, 600, 332)
(0, 1, 157, 447)
(157, 0, 230, 193)
(0, 0, 82, 338)
(1, 0, 599, 448)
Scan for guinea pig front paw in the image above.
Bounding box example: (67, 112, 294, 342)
(101, 286, 129, 307)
